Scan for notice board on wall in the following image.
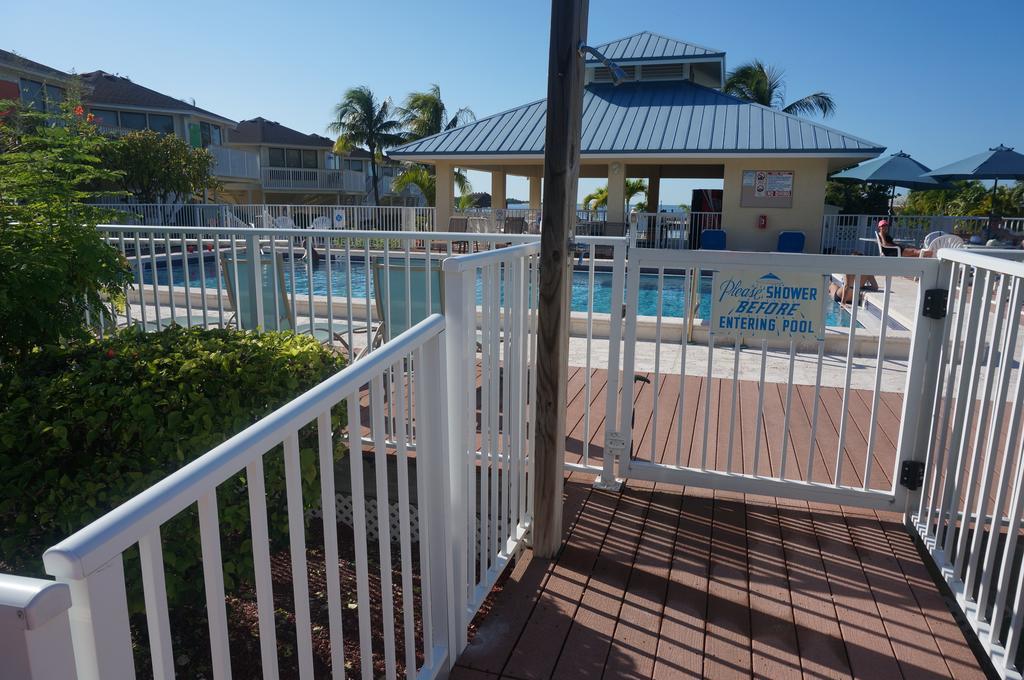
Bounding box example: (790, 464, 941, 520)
(740, 170, 794, 208)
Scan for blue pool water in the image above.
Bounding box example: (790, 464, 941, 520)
(139, 254, 855, 327)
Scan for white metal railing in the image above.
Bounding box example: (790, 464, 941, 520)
(209, 145, 261, 180)
(94, 203, 435, 230)
(42, 314, 453, 679)
(442, 242, 540, 648)
(911, 248, 1024, 679)
(15, 234, 547, 679)
(819, 213, 1024, 254)
(611, 248, 939, 509)
(631, 211, 721, 249)
(261, 167, 365, 192)
(95, 225, 536, 352)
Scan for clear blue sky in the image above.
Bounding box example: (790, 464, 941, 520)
(5, 0, 1022, 205)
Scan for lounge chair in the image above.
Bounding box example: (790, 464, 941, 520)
(700, 229, 727, 250)
(221, 250, 354, 352)
(925, 234, 965, 253)
(777, 231, 805, 253)
(447, 216, 470, 253)
(360, 256, 444, 358)
(504, 216, 527, 235)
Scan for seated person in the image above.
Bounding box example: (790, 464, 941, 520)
(877, 219, 933, 257)
(982, 216, 1024, 247)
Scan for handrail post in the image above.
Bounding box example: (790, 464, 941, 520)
(896, 258, 949, 518)
(244, 230, 264, 330)
(419, 331, 456, 671)
(46, 556, 136, 680)
(596, 239, 626, 490)
(0, 575, 78, 680)
(442, 265, 472, 655)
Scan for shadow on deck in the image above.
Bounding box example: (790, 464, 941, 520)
(451, 369, 990, 680)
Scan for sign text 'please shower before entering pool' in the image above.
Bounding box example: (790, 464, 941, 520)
(710, 270, 826, 340)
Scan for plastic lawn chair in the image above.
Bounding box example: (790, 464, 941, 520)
(776, 231, 805, 253)
(700, 229, 727, 250)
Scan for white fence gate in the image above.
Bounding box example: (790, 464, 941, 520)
(609, 248, 944, 510)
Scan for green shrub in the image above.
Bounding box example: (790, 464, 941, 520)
(0, 326, 346, 610)
(0, 92, 133, 358)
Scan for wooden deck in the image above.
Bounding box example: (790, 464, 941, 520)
(451, 368, 989, 680)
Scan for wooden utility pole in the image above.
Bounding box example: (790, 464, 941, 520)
(533, 0, 589, 558)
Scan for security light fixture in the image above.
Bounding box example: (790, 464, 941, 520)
(578, 43, 627, 85)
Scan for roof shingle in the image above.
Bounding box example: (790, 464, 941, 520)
(79, 71, 234, 124)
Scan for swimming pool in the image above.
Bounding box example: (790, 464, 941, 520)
(139, 254, 855, 327)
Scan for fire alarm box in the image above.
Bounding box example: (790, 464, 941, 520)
(757, 214, 768, 230)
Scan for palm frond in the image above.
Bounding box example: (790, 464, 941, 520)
(781, 92, 836, 118)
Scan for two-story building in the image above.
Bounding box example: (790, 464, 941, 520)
(0, 48, 76, 113)
(76, 70, 262, 196)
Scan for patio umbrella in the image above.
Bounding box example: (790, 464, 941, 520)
(831, 151, 949, 213)
(926, 145, 1024, 216)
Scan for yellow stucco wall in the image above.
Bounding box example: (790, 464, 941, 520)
(719, 157, 829, 253)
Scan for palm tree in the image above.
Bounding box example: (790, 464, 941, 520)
(724, 60, 836, 118)
(395, 85, 475, 207)
(328, 86, 405, 206)
(582, 179, 647, 214)
(398, 84, 475, 142)
(390, 163, 471, 207)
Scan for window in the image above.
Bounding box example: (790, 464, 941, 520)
(90, 109, 118, 128)
(197, 121, 222, 147)
(44, 85, 64, 109)
(120, 112, 147, 130)
(268, 147, 286, 167)
(286, 149, 302, 168)
(148, 114, 174, 134)
(19, 79, 44, 111)
(302, 150, 317, 169)
(345, 159, 364, 172)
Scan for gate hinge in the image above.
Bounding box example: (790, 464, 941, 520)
(922, 288, 948, 319)
(899, 461, 926, 490)
(606, 431, 628, 455)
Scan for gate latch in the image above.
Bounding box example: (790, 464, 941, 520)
(899, 461, 926, 490)
(922, 288, 948, 319)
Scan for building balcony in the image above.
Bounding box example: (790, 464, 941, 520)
(261, 167, 365, 192)
(209, 145, 261, 181)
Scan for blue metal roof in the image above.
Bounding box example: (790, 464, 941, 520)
(390, 81, 885, 159)
(588, 31, 724, 63)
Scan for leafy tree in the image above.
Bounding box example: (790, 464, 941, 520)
(903, 181, 1024, 217)
(456, 192, 477, 211)
(328, 86, 405, 206)
(0, 94, 132, 358)
(102, 129, 217, 203)
(825, 181, 892, 214)
(725, 60, 836, 118)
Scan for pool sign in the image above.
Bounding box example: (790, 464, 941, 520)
(710, 270, 824, 340)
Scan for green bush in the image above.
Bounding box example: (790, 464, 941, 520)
(0, 92, 132, 358)
(0, 326, 346, 610)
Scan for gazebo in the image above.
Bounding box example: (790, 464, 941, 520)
(389, 31, 885, 253)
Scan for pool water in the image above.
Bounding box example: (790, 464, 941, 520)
(139, 254, 855, 327)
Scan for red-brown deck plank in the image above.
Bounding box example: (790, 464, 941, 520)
(451, 369, 987, 679)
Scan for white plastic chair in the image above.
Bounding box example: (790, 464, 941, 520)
(926, 234, 965, 253)
(922, 231, 948, 249)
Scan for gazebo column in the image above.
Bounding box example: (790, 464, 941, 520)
(435, 161, 454, 230)
(529, 176, 542, 211)
(491, 170, 507, 210)
(607, 161, 626, 223)
(646, 169, 661, 212)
